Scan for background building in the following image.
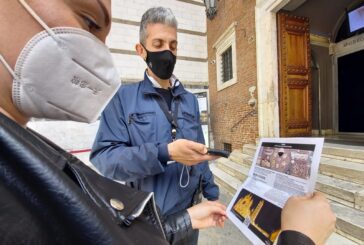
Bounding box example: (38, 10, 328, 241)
(208, 1, 364, 244)
(206, 0, 258, 151)
(29, 0, 210, 152)
(109, 0, 208, 94)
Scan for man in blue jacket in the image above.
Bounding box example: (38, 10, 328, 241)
(90, 6, 219, 243)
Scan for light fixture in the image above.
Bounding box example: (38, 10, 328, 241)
(204, 0, 217, 20)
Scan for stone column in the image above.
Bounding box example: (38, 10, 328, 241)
(255, 0, 290, 137)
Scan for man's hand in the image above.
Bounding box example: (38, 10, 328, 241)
(187, 201, 227, 229)
(168, 139, 220, 166)
(281, 192, 336, 245)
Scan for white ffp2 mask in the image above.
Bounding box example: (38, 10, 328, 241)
(0, 0, 121, 123)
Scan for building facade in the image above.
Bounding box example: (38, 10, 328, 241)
(207, 0, 259, 151)
(208, 0, 364, 152)
(109, 0, 209, 93)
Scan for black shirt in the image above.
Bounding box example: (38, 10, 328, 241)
(155, 87, 173, 110)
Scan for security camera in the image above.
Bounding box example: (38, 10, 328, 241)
(248, 98, 256, 107)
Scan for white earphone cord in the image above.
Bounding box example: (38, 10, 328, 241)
(179, 165, 190, 188)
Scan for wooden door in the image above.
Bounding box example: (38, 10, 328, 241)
(277, 12, 312, 137)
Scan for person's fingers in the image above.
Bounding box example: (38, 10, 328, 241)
(208, 200, 227, 210)
(217, 217, 226, 227)
(199, 154, 220, 162)
(188, 140, 207, 154)
(207, 205, 227, 216)
(288, 194, 310, 202)
(209, 202, 227, 212)
(312, 191, 328, 201)
(304, 192, 314, 198)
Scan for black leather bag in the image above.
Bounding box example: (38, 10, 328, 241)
(0, 113, 168, 245)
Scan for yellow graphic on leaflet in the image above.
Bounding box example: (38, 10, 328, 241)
(233, 194, 280, 242)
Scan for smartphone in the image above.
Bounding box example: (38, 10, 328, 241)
(207, 148, 230, 158)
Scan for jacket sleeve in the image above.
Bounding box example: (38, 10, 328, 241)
(277, 230, 315, 245)
(163, 210, 194, 245)
(90, 93, 168, 182)
(194, 98, 219, 201)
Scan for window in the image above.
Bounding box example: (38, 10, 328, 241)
(223, 143, 232, 153)
(213, 22, 237, 91)
(222, 46, 233, 82)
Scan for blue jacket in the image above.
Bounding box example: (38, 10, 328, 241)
(90, 73, 219, 216)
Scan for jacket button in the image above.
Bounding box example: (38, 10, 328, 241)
(110, 198, 124, 211)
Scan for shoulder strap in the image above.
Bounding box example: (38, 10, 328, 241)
(154, 96, 179, 129)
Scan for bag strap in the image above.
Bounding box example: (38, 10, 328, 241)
(155, 95, 180, 140)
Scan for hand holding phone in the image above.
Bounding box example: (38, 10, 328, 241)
(207, 148, 230, 158)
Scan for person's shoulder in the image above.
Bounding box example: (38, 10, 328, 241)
(181, 89, 197, 101)
(118, 81, 143, 93)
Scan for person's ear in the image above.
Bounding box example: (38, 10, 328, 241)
(135, 43, 147, 60)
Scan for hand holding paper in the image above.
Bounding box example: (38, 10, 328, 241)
(281, 192, 336, 245)
(187, 201, 227, 229)
(227, 138, 326, 245)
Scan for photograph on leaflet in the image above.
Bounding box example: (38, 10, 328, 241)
(231, 188, 281, 245)
(256, 142, 315, 180)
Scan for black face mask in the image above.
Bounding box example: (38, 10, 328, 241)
(142, 45, 177, 80)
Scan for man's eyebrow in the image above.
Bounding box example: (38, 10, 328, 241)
(96, 0, 110, 26)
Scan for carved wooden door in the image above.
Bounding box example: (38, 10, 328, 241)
(277, 12, 312, 137)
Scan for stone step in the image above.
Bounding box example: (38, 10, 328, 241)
(215, 157, 249, 181)
(320, 158, 364, 185)
(331, 202, 364, 243)
(326, 232, 359, 245)
(210, 166, 363, 244)
(317, 175, 364, 211)
(323, 143, 364, 164)
(242, 144, 257, 157)
(209, 164, 241, 197)
(229, 150, 253, 166)
(215, 157, 364, 211)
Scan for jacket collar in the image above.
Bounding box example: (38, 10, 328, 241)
(141, 71, 187, 97)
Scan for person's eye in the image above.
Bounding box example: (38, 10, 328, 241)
(82, 15, 101, 31)
(170, 43, 178, 51)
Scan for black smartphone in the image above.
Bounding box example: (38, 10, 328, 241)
(207, 148, 230, 158)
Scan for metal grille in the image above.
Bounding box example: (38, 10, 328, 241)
(221, 46, 233, 82)
(223, 143, 232, 153)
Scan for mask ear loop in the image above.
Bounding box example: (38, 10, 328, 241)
(179, 165, 190, 188)
(19, 0, 59, 42)
(0, 55, 19, 79)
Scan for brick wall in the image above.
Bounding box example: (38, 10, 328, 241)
(207, 0, 258, 150)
